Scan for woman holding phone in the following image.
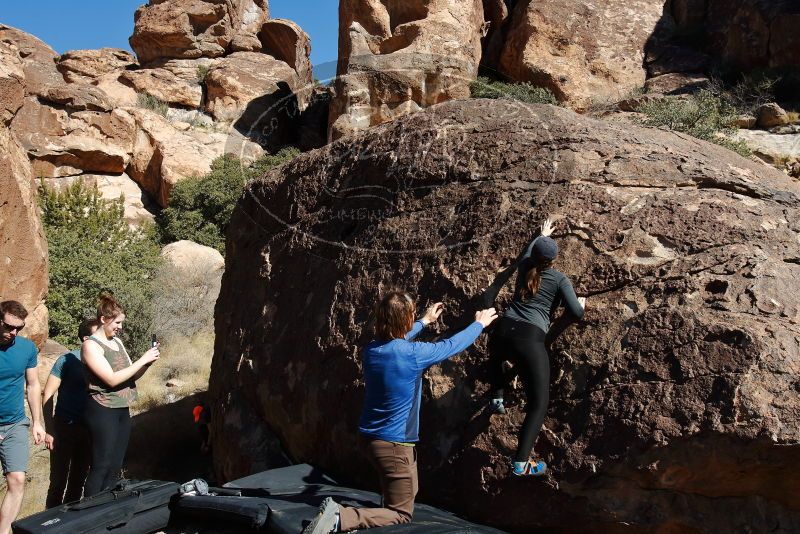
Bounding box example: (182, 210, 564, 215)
(82, 293, 160, 496)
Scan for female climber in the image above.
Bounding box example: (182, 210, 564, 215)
(488, 217, 586, 477)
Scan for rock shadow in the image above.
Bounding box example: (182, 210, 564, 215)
(234, 81, 300, 153)
(127, 392, 214, 485)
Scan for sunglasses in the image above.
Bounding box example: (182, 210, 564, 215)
(0, 319, 25, 333)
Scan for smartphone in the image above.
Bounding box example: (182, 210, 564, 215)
(151, 333, 158, 348)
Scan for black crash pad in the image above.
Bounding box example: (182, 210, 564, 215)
(223, 464, 506, 534)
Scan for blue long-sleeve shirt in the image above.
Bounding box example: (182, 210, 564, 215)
(358, 320, 484, 443)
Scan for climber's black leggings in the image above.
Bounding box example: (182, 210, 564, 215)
(488, 317, 549, 462)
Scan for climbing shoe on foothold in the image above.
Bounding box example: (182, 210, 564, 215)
(488, 398, 506, 415)
(303, 497, 340, 534)
(511, 460, 547, 477)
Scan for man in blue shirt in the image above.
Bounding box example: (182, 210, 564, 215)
(42, 317, 98, 507)
(0, 300, 45, 534)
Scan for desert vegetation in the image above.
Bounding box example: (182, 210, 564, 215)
(156, 148, 299, 252)
(470, 76, 558, 105)
(637, 90, 752, 157)
(136, 91, 169, 117)
(40, 181, 162, 357)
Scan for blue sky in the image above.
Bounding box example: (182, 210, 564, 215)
(1, 0, 339, 79)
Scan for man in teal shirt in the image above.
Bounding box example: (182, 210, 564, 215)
(0, 301, 45, 534)
(42, 317, 98, 507)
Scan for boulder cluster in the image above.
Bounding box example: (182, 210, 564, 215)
(0, 0, 317, 343)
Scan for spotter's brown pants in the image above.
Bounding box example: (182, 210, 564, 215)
(338, 437, 418, 531)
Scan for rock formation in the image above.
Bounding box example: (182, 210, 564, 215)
(0, 24, 64, 98)
(56, 48, 138, 84)
(119, 60, 207, 108)
(0, 26, 52, 348)
(204, 52, 299, 122)
(0, 9, 318, 209)
(668, 0, 800, 72)
(258, 19, 313, 91)
(495, 0, 665, 110)
(0, 127, 48, 349)
(129, 0, 269, 65)
(125, 107, 260, 207)
(328, 0, 485, 140)
(10, 97, 133, 177)
(211, 99, 800, 532)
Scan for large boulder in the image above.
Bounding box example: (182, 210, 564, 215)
(126, 107, 219, 207)
(0, 24, 64, 97)
(120, 61, 206, 109)
(162, 240, 224, 274)
(328, 0, 485, 140)
(10, 97, 135, 177)
(257, 19, 313, 88)
(0, 127, 48, 349)
(204, 51, 303, 149)
(735, 129, 800, 166)
(56, 48, 138, 84)
(495, 0, 665, 110)
(129, 0, 269, 65)
(210, 99, 800, 532)
(204, 52, 299, 120)
(126, 107, 263, 207)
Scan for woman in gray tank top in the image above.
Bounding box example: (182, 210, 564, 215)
(488, 218, 586, 477)
(81, 293, 160, 496)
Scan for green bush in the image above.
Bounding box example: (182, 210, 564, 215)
(40, 181, 162, 357)
(157, 147, 300, 253)
(638, 91, 751, 157)
(196, 65, 211, 83)
(137, 91, 169, 117)
(707, 72, 779, 115)
(470, 76, 558, 105)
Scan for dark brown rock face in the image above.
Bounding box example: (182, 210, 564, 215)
(212, 98, 800, 532)
(666, 0, 800, 72)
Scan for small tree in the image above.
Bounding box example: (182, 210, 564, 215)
(41, 181, 162, 357)
(157, 147, 300, 253)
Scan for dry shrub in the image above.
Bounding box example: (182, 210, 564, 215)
(150, 260, 220, 340)
(133, 331, 214, 414)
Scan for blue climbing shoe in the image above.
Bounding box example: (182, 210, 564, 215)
(488, 398, 506, 415)
(511, 460, 548, 477)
